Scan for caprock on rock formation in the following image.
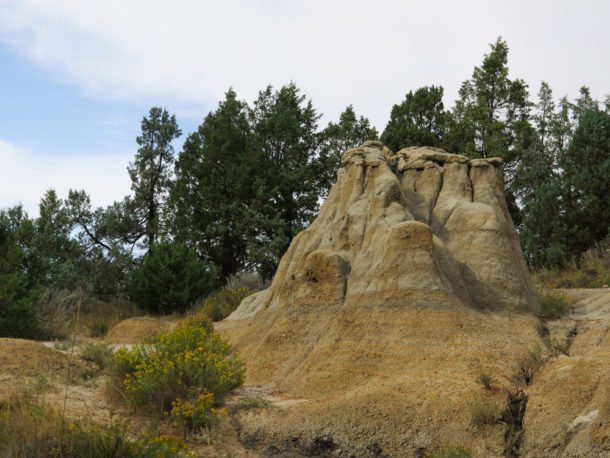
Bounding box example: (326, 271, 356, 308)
(218, 142, 545, 456)
(234, 141, 538, 317)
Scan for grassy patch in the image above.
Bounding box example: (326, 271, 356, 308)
(475, 371, 496, 390)
(0, 395, 193, 457)
(428, 443, 474, 458)
(539, 291, 572, 319)
(80, 342, 114, 369)
(468, 394, 498, 426)
(192, 286, 254, 322)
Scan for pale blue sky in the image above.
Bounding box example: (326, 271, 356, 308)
(1, 0, 608, 216)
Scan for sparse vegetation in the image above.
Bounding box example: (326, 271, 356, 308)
(192, 286, 254, 322)
(88, 318, 109, 337)
(539, 291, 572, 319)
(236, 395, 272, 410)
(0, 395, 194, 457)
(468, 394, 499, 426)
(428, 443, 474, 458)
(81, 342, 114, 369)
(519, 343, 545, 383)
(543, 336, 571, 356)
(34, 288, 79, 340)
(225, 271, 270, 292)
(476, 371, 496, 390)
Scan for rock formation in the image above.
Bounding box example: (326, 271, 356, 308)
(216, 142, 547, 456)
(231, 141, 538, 319)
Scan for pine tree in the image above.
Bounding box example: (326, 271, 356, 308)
(169, 89, 257, 279)
(380, 86, 446, 152)
(249, 83, 321, 278)
(128, 107, 181, 250)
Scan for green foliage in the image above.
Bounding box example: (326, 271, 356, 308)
(468, 393, 498, 426)
(0, 216, 39, 338)
(0, 273, 38, 339)
(520, 92, 610, 269)
(475, 371, 496, 390)
(112, 322, 244, 416)
(447, 37, 535, 225)
(130, 240, 218, 314)
(539, 291, 572, 319)
(249, 83, 322, 279)
(381, 85, 446, 152)
(128, 107, 182, 250)
(169, 390, 224, 435)
(194, 286, 254, 322)
(80, 342, 114, 369)
(429, 443, 474, 458)
(169, 89, 258, 280)
(89, 319, 109, 337)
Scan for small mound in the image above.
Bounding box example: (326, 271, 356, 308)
(104, 317, 176, 344)
(0, 338, 99, 401)
(0, 338, 95, 378)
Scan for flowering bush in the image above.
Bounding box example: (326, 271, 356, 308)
(169, 389, 225, 436)
(112, 321, 244, 429)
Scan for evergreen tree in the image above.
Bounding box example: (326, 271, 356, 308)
(130, 240, 217, 314)
(128, 107, 182, 250)
(448, 37, 535, 224)
(559, 106, 610, 258)
(169, 89, 257, 279)
(381, 86, 446, 152)
(0, 208, 38, 338)
(249, 83, 322, 279)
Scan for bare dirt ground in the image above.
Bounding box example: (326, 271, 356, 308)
(1, 292, 609, 457)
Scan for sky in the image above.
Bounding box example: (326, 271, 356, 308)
(0, 0, 608, 216)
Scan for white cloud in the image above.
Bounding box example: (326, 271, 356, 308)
(0, 0, 609, 130)
(0, 138, 131, 217)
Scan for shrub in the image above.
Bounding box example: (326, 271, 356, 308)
(112, 321, 244, 429)
(194, 286, 254, 322)
(89, 319, 109, 337)
(34, 288, 79, 340)
(81, 342, 114, 369)
(519, 343, 545, 383)
(543, 336, 570, 356)
(429, 443, 474, 458)
(539, 291, 572, 319)
(225, 271, 270, 292)
(475, 371, 496, 390)
(169, 389, 224, 437)
(468, 394, 498, 426)
(0, 272, 38, 339)
(130, 240, 218, 314)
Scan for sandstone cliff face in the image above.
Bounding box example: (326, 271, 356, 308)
(231, 141, 538, 319)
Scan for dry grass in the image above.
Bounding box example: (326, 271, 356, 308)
(533, 238, 610, 289)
